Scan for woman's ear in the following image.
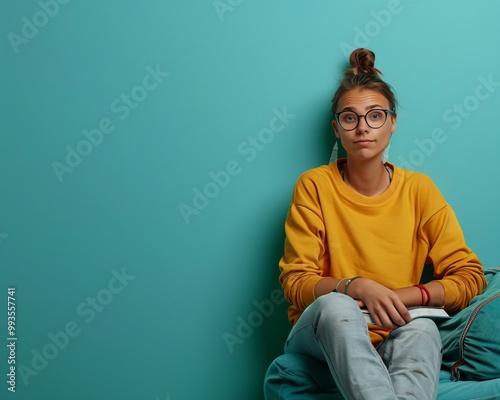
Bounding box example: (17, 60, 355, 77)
(390, 113, 397, 134)
(332, 120, 340, 138)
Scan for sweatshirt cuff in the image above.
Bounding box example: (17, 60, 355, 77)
(438, 278, 467, 312)
(309, 276, 328, 301)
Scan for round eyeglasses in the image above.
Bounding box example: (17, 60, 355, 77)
(334, 109, 395, 130)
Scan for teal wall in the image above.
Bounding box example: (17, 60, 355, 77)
(1, 1, 499, 399)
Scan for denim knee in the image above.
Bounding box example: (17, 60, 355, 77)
(386, 318, 442, 358)
(401, 318, 440, 341)
(285, 293, 363, 356)
(312, 293, 363, 328)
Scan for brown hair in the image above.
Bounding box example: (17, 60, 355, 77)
(331, 48, 397, 114)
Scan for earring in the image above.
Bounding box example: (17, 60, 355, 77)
(329, 141, 339, 164)
(382, 142, 390, 163)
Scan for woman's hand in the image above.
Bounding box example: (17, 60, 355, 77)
(348, 278, 412, 329)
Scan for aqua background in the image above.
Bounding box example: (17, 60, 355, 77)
(1, 1, 499, 399)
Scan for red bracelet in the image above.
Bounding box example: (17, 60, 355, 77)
(413, 284, 431, 306)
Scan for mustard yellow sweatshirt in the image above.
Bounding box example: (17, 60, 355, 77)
(279, 159, 486, 345)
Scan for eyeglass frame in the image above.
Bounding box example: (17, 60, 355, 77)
(333, 109, 396, 131)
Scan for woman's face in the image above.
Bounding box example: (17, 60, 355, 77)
(332, 88, 396, 162)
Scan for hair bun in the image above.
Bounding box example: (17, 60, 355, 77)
(332, 48, 397, 114)
(348, 48, 382, 77)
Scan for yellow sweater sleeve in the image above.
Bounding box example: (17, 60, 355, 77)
(279, 170, 328, 319)
(280, 204, 325, 312)
(420, 205, 486, 312)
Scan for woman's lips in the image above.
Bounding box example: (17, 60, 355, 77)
(354, 140, 374, 146)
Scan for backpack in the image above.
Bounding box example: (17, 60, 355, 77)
(437, 267, 500, 381)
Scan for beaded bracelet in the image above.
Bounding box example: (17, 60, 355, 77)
(344, 276, 361, 295)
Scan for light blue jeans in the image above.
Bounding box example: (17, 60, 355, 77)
(284, 293, 442, 400)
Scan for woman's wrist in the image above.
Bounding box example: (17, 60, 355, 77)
(394, 283, 444, 307)
(314, 277, 336, 298)
(343, 276, 362, 295)
(342, 276, 368, 299)
(393, 286, 423, 307)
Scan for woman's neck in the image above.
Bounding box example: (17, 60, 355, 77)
(340, 158, 392, 197)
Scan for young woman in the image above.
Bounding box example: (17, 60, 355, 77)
(277, 48, 486, 399)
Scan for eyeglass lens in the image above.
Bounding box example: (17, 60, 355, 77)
(337, 110, 388, 130)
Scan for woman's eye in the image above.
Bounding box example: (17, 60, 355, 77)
(369, 111, 383, 120)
